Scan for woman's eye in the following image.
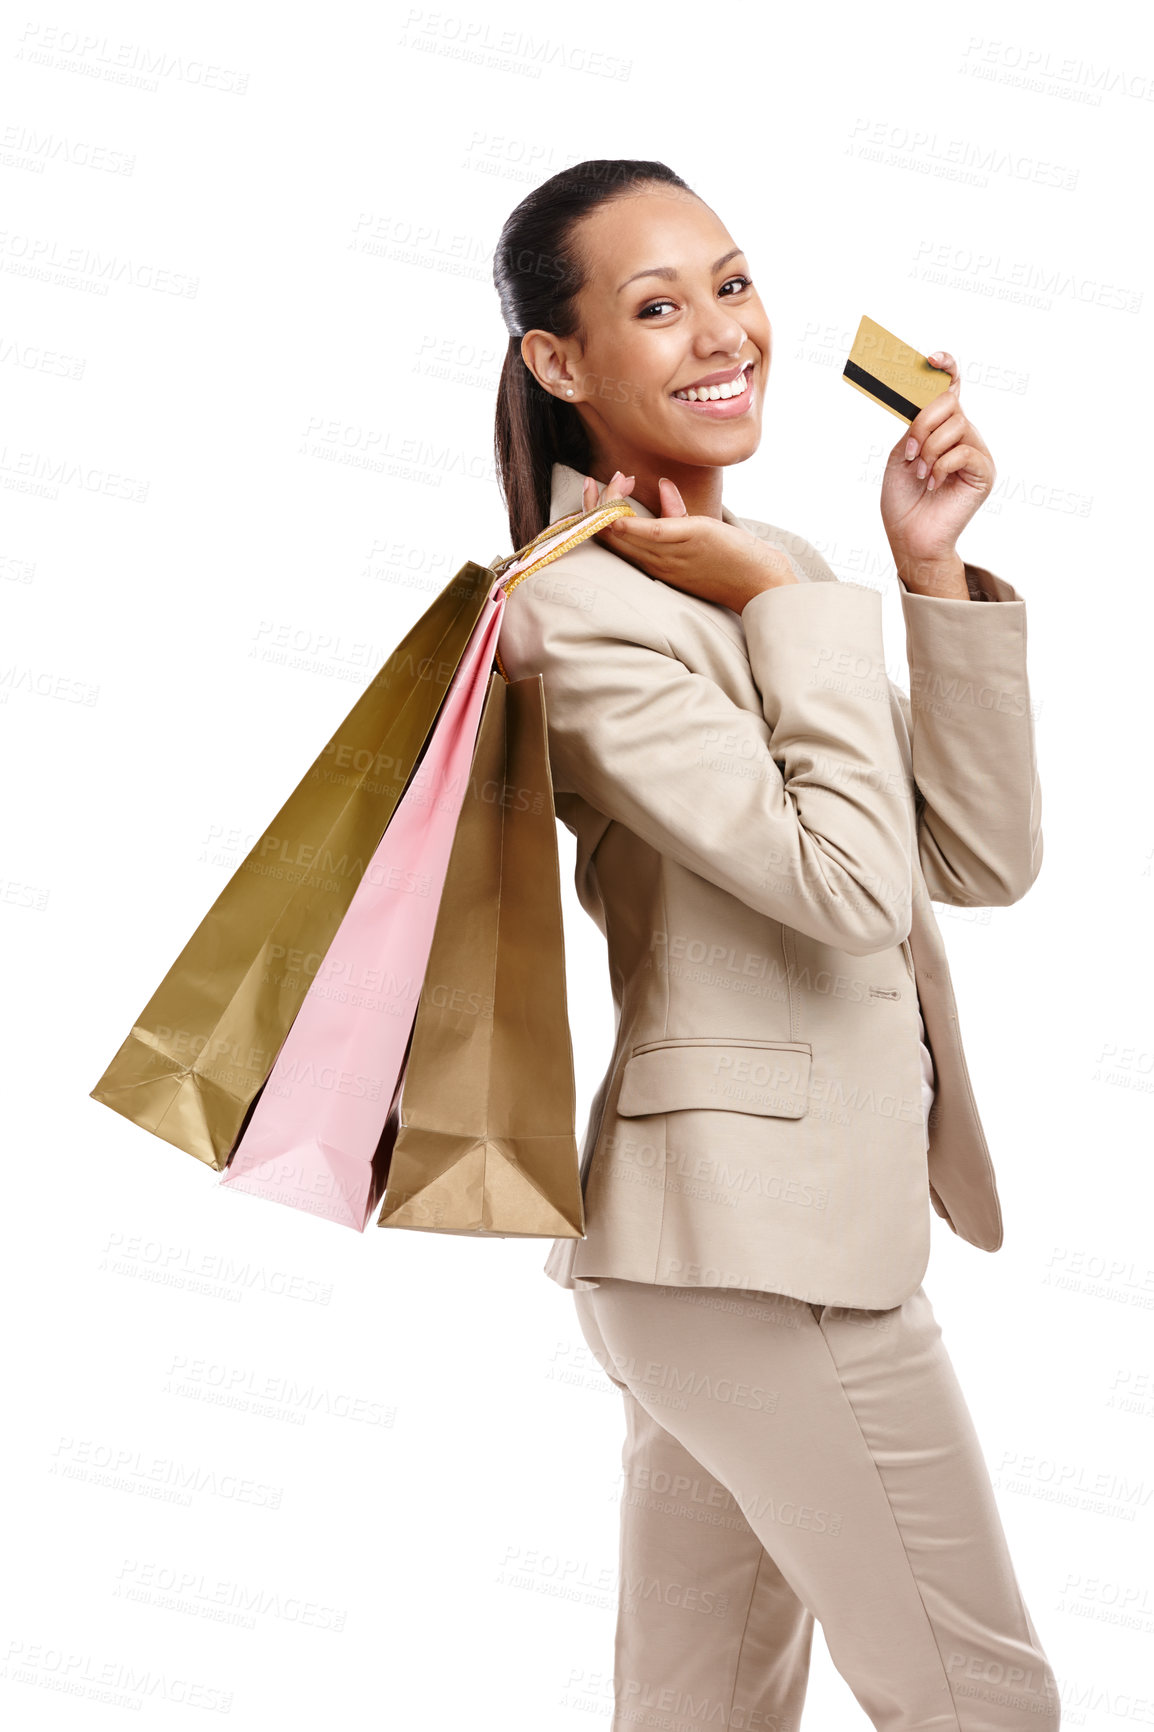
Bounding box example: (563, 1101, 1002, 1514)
(637, 276, 753, 319)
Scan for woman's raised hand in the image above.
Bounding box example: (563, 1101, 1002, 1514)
(880, 349, 996, 580)
(581, 472, 798, 614)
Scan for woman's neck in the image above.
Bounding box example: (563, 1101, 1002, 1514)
(585, 457, 725, 521)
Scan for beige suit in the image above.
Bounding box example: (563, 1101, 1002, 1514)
(571, 1277, 1061, 1731)
(496, 461, 1042, 1308)
(497, 461, 1057, 1728)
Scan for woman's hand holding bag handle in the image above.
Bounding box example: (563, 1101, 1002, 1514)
(575, 470, 800, 611)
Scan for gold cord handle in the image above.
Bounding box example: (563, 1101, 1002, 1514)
(492, 496, 636, 683)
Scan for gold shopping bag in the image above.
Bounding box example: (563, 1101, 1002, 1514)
(89, 564, 499, 1171)
(375, 670, 584, 1237)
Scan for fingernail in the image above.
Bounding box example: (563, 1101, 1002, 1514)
(610, 470, 622, 483)
(929, 351, 943, 362)
(904, 438, 918, 461)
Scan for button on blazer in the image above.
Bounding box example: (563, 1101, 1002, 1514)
(494, 461, 1043, 1308)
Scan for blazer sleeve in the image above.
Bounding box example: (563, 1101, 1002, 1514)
(891, 563, 1043, 907)
(761, 523, 1043, 909)
(496, 550, 916, 957)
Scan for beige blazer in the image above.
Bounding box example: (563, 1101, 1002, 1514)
(495, 461, 1042, 1308)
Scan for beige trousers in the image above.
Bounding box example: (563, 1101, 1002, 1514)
(572, 1277, 1060, 1732)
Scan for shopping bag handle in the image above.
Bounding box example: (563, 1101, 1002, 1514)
(491, 495, 637, 683)
(493, 496, 637, 589)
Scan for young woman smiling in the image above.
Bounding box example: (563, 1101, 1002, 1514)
(492, 160, 1058, 1732)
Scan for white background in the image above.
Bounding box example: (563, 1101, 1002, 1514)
(3, 1, 1152, 1727)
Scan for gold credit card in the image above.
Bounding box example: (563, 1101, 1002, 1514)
(842, 315, 953, 423)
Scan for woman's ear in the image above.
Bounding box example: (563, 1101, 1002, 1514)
(520, 330, 578, 402)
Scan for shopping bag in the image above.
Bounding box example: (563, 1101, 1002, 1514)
(89, 493, 635, 1211)
(89, 563, 497, 1170)
(217, 569, 508, 1228)
(216, 495, 636, 1230)
(375, 668, 584, 1237)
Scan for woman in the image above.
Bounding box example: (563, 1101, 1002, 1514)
(493, 160, 1059, 1732)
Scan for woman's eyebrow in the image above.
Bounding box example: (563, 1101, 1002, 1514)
(616, 247, 745, 294)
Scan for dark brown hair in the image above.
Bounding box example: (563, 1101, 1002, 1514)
(492, 158, 695, 551)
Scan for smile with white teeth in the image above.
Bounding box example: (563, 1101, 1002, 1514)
(672, 362, 753, 402)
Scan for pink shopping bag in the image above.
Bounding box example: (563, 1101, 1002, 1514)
(219, 576, 509, 1228)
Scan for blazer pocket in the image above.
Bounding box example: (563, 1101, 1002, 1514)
(617, 1037, 812, 1120)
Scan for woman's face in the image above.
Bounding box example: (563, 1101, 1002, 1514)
(527, 188, 770, 481)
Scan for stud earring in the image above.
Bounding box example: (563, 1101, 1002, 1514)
(565, 388, 574, 396)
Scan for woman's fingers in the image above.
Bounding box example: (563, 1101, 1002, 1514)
(657, 475, 688, 516)
(927, 349, 959, 389)
(903, 350, 961, 461)
(582, 470, 635, 511)
(910, 408, 968, 477)
(924, 442, 994, 496)
(582, 472, 640, 559)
